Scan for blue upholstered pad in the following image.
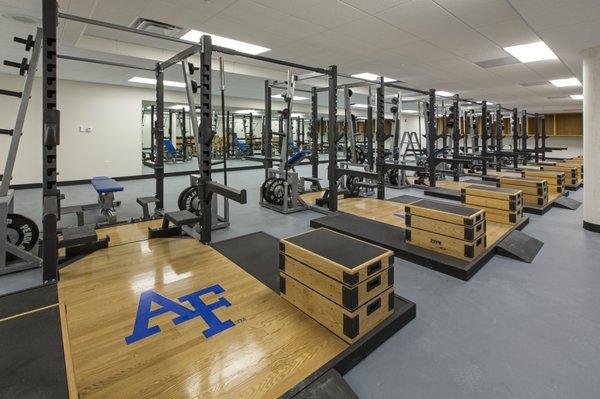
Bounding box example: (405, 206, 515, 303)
(91, 176, 124, 193)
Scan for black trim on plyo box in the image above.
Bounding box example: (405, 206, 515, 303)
(342, 286, 359, 310)
(279, 253, 285, 271)
(583, 220, 600, 233)
(388, 267, 394, 287)
(343, 314, 359, 340)
(343, 272, 359, 286)
(279, 274, 286, 294)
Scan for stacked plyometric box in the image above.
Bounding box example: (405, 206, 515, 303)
(521, 170, 565, 194)
(405, 199, 487, 260)
(540, 164, 582, 188)
(498, 177, 548, 206)
(279, 228, 395, 344)
(461, 185, 523, 225)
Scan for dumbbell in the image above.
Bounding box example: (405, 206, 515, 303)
(4, 58, 29, 76)
(14, 35, 34, 51)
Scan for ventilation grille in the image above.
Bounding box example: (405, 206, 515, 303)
(547, 95, 570, 100)
(130, 18, 182, 37)
(474, 56, 519, 69)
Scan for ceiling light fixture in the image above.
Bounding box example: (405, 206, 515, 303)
(503, 41, 558, 63)
(234, 109, 261, 115)
(570, 94, 583, 100)
(351, 73, 396, 83)
(549, 78, 582, 87)
(436, 91, 454, 97)
(351, 103, 369, 108)
(129, 77, 186, 88)
(271, 94, 309, 101)
(402, 110, 418, 114)
(180, 30, 270, 55)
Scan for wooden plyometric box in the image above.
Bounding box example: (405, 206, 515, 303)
(280, 273, 394, 344)
(280, 228, 394, 286)
(405, 227, 487, 260)
(405, 213, 486, 241)
(280, 255, 393, 311)
(481, 206, 523, 225)
(462, 194, 522, 212)
(523, 193, 548, 206)
(461, 185, 522, 202)
(405, 199, 485, 226)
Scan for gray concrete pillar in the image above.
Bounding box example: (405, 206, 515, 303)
(583, 46, 600, 232)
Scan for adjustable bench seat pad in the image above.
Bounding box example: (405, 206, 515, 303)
(91, 176, 124, 194)
(163, 139, 178, 156)
(287, 150, 311, 166)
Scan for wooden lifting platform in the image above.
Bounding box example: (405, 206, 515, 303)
(0, 222, 415, 398)
(302, 192, 536, 281)
(418, 178, 578, 215)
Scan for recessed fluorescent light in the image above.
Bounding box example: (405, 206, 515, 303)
(170, 104, 190, 110)
(351, 103, 369, 108)
(234, 109, 261, 114)
(351, 73, 396, 83)
(129, 76, 186, 88)
(436, 91, 454, 97)
(271, 94, 309, 101)
(402, 110, 418, 114)
(180, 30, 270, 55)
(550, 77, 581, 87)
(503, 41, 558, 63)
(570, 94, 583, 100)
(291, 113, 304, 118)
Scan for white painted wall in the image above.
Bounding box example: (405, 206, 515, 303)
(0, 75, 161, 184)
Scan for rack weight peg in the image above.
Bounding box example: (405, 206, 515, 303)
(188, 62, 199, 75)
(3, 58, 29, 76)
(14, 34, 35, 51)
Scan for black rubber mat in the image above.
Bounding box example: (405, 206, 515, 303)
(463, 179, 496, 185)
(408, 199, 480, 216)
(293, 369, 358, 399)
(283, 229, 389, 269)
(497, 230, 544, 263)
(553, 196, 582, 210)
(0, 306, 69, 398)
(212, 232, 280, 292)
(388, 195, 423, 204)
(0, 284, 58, 320)
(423, 187, 462, 201)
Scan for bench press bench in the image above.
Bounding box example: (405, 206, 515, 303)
(88, 176, 123, 224)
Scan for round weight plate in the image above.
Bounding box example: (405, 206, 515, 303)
(261, 177, 276, 202)
(266, 178, 289, 205)
(6, 214, 39, 262)
(346, 176, 361, 195)
(177, 186, 194, 210)
(388, 169, 399, 185)
(179, 186, 202, 215)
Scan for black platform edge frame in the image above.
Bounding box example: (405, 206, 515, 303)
(310, 216, 530, 281)
(282, 297, 415, 399)
(583, 220, 600, 233)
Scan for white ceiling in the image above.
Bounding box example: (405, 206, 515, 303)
(0, 0, 598, 113)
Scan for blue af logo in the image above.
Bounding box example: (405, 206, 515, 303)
(125, 284, 235, 345)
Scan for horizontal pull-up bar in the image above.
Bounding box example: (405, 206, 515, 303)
(57, 54, 156, 71)
(212, 45, 330, 75)
(58, 12, 331, 75)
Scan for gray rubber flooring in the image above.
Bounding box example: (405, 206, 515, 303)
(2, 165, 598, 399)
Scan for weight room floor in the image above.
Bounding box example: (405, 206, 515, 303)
(58, 235, 348, 398)
(3, 164, 600, 398)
